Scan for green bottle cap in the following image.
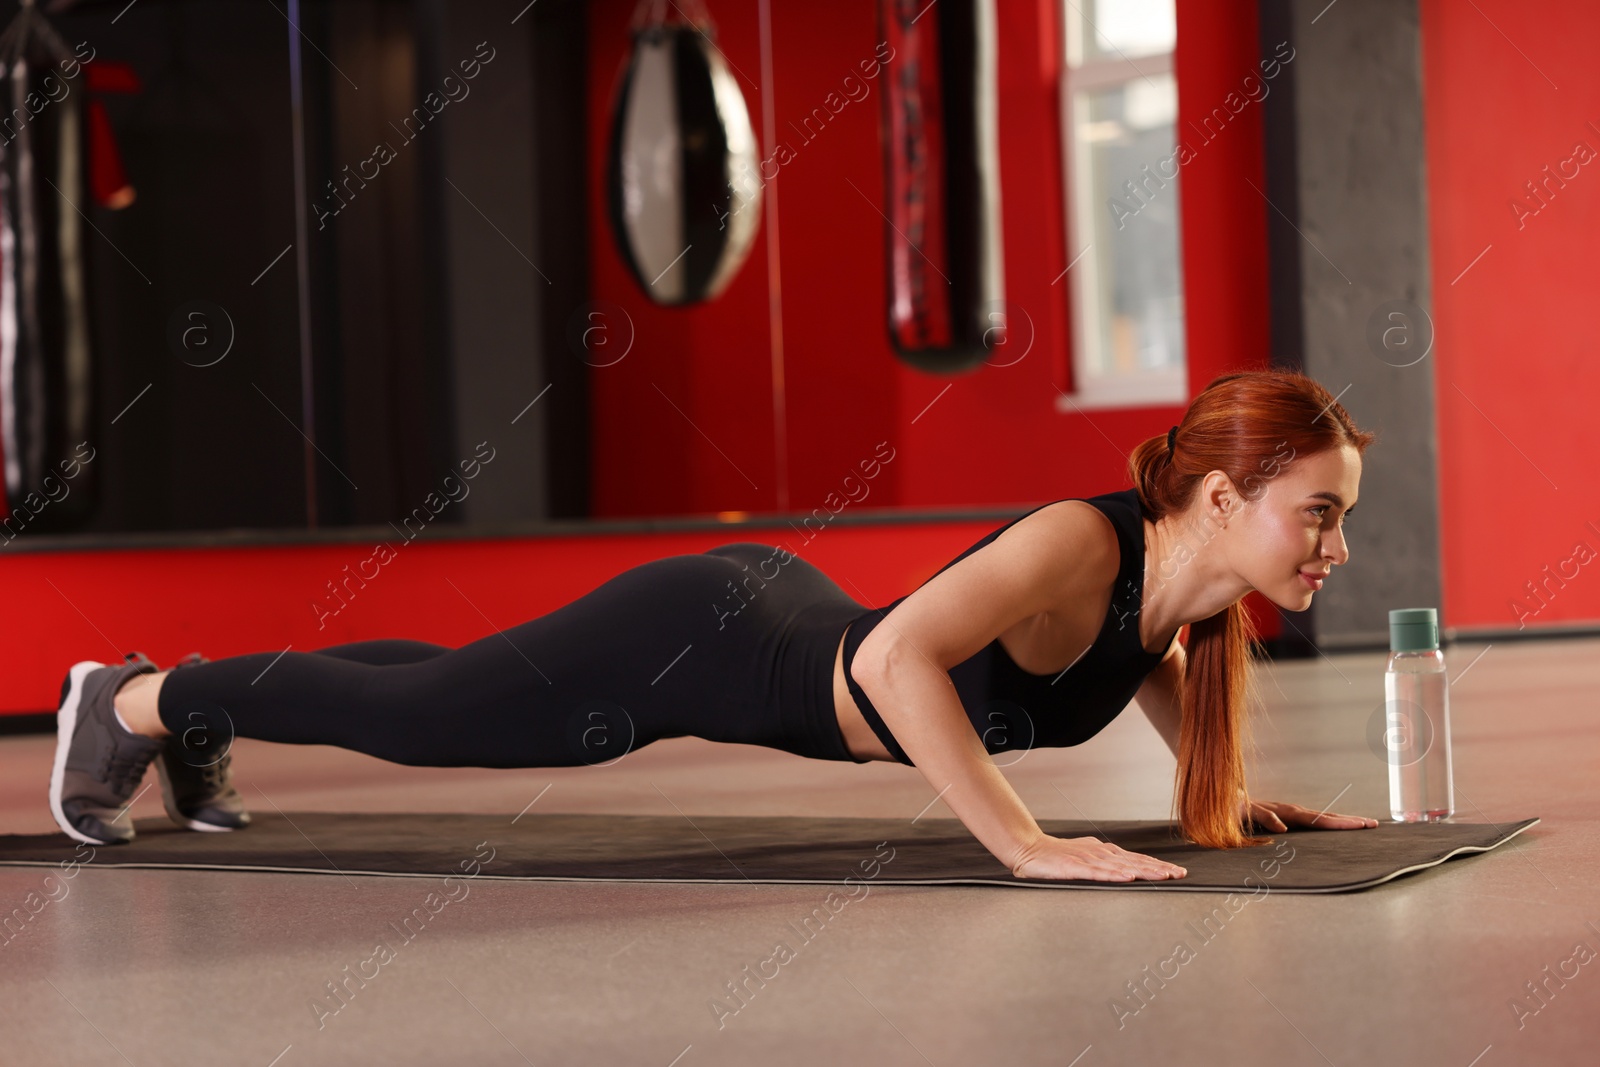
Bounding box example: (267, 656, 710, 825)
(1389, 607, 1439, 652)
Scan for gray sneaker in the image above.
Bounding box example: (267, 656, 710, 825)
(49, 652, 168, 845)
(156, 652, 250, 832)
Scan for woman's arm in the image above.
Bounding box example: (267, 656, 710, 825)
(853, 651, 1046, 870)
(852, 503, 1187, 882)
(1134, 634, 1185, 760)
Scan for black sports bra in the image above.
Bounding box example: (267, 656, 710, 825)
(840, 487, 1178, 766)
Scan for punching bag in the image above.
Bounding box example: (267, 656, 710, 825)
(0, 2, 97, 528)
(879, 0, 1006, 374)
(606, 0, 762, 306)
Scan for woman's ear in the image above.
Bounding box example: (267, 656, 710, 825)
(1198, 470, 1239, 529)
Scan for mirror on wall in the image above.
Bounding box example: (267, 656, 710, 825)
(8, 0, 1024, 546)
(3, 0, 603, 541)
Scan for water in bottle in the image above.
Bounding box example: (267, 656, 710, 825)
(1384, 607, 1455, 822)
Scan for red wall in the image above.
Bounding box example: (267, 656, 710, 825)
(1420, 0, 1600, 631)
(585, 0, 1278, 626)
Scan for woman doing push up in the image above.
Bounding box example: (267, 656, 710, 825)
(50, 368, 1379, 882)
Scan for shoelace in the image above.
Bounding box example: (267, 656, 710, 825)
(100, 748, 159, 797)
(171, 751, 235, 797)
(194, 755, 232, 792)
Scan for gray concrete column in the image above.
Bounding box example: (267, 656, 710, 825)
(1259, 0, 1444, 652)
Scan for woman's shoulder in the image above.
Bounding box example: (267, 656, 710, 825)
(855, 498, 1122, 674)
(1000, 499, 1124, 589)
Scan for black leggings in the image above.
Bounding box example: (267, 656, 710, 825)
(156, 544, 869, 767)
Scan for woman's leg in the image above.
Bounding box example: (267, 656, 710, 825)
(308, 639, 453, 665)
(122, 642, 455, 746)
(150, 553, 769, 769)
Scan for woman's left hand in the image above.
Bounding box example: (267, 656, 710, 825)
(1241, 797, 1379, 832)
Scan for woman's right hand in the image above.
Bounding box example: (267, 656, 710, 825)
(1009, 834, 1188, 882)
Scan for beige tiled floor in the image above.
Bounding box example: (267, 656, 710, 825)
(0, 638, 1592, 1065)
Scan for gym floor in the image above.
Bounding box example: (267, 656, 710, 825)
(0, 637, 1593, 1066)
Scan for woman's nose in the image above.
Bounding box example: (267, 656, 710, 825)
(1325, 525, 1350, 566)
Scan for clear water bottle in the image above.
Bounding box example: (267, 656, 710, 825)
(1384, 607, 1455, 821)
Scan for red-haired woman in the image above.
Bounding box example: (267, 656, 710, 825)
(840, 368, 1379, 880)
(53, 369, 1377, 882)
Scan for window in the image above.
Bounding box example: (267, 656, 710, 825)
(1055, 0, 1187, 411)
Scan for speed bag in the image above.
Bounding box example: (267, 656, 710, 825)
(606, 20, 762, 306)
(879, 0, 1006, 374)
(0, 8, 97, 528)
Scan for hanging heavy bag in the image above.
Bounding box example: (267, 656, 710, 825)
(878, 0, 1006, 374)
(0, 2, 97, 530)
(606, 0, 762, 306)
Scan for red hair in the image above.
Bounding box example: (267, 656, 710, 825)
(1128, 369, 1378, 849)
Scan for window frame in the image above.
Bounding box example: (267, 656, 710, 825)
(1053, 4, 1188, 412)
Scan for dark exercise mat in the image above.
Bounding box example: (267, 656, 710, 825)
(0, 812, 1540, 893)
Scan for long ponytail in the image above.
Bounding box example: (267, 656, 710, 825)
(1174, 598, 1265, 848)
(1129, 368, 1377, 849)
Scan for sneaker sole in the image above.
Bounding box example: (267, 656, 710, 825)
(49, 661, 111, 846)
(155, 757, 238, 833)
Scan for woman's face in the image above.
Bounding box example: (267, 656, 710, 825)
(1226, 445, 1361, 609)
